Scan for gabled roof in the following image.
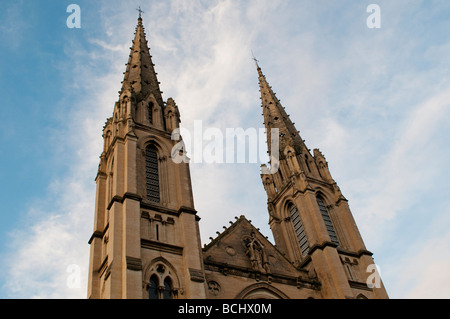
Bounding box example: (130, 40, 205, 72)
(203, 216, 313, 282)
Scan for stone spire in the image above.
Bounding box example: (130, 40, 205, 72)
(122, 14, 164, 107)
(256, 62, 306, 158)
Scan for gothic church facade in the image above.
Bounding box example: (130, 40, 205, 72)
(87, 15, 388, 300)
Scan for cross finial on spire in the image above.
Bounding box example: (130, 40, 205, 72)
(136, 6, 144, 19)
(251, 50, 260, 69)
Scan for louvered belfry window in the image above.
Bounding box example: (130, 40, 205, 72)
(289, 204, 310, 256)
(317, 196, 339, 245)
(146, 145, 160, 203)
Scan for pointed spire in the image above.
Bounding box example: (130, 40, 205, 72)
(122, 12, 164, 107)
(256, 62, 305, 157)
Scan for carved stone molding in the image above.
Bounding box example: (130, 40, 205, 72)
(126, 256, 143, 271)
(189, 268, 205, 283)
(207, 281, 221, 297)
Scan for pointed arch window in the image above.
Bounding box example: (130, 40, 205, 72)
(148, 102, 154, 124)
(148, 275, 159, 299)
(289, 204, 309, 256)
(145, 145, 160, 203)
(316, 196, 339, 245)
(163, 278, 173, 300)
(147, 276, 175, 299)
(147, 263, 177, 299)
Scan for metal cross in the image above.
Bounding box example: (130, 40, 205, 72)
(251, 50, 260, 67)
(137, 6, 144, 19)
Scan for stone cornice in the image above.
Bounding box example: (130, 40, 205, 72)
(308, 241, 339, 255)
(88, 230, 103, 245)
(203, 260, 320, 290)
(107, 192, 143, 210)
(141, 239, 183, 255)
(88, 223, 109, 245)
(134, 122, 172, 139)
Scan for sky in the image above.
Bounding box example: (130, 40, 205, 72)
(0, 0, 449, 299)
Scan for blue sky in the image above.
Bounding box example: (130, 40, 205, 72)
(0, 0, 449, 299)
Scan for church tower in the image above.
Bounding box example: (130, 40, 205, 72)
(87, 14, 206, 299)
(257, 63, 389, 299)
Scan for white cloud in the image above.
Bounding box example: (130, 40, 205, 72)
(384, 210, 450, 299)
(2, 187, 92, 298)
(348, 85, 450, 250)
(404, 235, 450, 299)
(0, 13, 126, 298)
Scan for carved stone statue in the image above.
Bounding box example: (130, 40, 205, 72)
(244, 231, 271, 274)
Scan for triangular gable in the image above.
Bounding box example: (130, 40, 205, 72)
(203, 216, 302, 278)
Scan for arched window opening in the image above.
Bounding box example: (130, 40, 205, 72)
(146, 145, 160, 203)
(148, 275, 159, 299)
(289, 204, 309, 256)
(146, 261, 179, 300)
(148, 102, 154, 124)
(163, 277, 173, 300)
(317, 196, 339, 245)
